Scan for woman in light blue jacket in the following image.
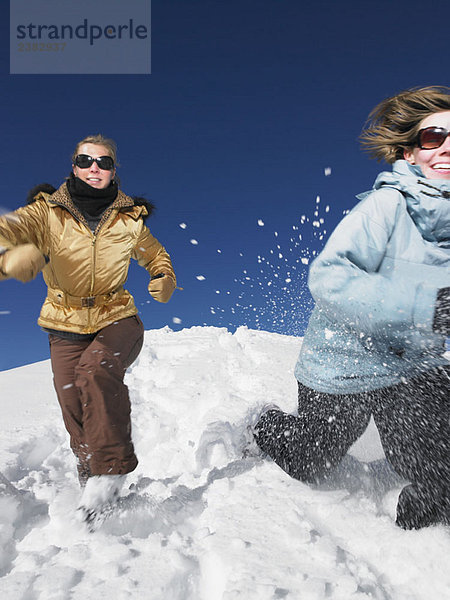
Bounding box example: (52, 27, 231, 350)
(253, 86, 450, 529)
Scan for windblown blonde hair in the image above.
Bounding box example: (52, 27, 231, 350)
(360, 86, 450, 163)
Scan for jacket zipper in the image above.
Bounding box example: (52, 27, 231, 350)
(90, 234, 97, 296)
(49, 198, 121, 329)
(87, 234, 97, 330)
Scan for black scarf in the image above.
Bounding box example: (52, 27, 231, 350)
(66, 172, 118, 221)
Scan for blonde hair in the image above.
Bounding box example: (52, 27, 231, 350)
(360, 86, 450, 163)
(72, 134, 119, 165)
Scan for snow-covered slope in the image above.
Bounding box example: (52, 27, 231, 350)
(1, 326, 449, 599)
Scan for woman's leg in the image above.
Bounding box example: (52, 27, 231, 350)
(372, 365, 450, 529)
(254, 382, 372, 483)
(74, 315, 144, 476)
(50, 315, 144, 482)
(49, 335, 92, 484)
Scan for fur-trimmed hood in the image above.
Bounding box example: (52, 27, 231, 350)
(27, 183, 57, 204)
(130, 196, 156, 221)
(26, 182, 155, 222)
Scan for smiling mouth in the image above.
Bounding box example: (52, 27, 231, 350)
(432, 164, 450, 170)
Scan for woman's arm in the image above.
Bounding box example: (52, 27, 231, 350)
(0, 201, 49, 251)
(0, 202, 49, 282)
(0, 244, 46, 282)
(132, 225, 176, 303)
(309, 189, 441, 335)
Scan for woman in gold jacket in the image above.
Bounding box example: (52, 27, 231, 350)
(0, 134, 176, 525)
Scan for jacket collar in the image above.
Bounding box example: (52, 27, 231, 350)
(364, 160, 450, 245)
(374, 160, 450, 197)
(45, 182, 138, 232)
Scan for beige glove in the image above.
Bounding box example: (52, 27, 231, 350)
(0, 244, 46, 283)
(148, 273, 176, 303)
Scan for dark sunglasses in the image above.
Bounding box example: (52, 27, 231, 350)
(74, 154, 115, 170)
(417, 127, 450, 150)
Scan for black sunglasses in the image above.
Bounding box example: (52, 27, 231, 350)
(74, 154, 115, 171)
(417, 127, 450, 150)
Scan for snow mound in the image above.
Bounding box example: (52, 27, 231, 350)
(1, 326, 449, 599)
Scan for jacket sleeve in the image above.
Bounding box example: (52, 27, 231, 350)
(308, 190, 439, 335)
(132, 224, 176, 289)
(0, 244, 46, 282)
(0, 201, 49, 254)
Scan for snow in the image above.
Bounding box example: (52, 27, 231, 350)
(1, 325, 450, 599)
(210, 202, 331, 334)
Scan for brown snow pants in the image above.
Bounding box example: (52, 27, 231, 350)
(49, 315, 144, 480)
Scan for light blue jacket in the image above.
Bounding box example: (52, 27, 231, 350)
(295, 160, 450, 394)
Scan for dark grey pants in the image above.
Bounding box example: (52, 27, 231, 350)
(254, 366, 450, 528)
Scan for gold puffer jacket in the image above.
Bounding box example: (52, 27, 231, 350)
(0, 183, 176, 334)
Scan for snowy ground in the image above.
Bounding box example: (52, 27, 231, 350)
(1, 326, 450, 600)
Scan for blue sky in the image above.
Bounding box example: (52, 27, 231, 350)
(0, 0, 448, 370)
